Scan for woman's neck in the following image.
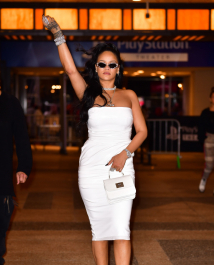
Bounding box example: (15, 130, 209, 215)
(100, 80, 115, 89)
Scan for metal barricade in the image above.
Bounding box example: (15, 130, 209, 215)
(142, 119, 181, 168)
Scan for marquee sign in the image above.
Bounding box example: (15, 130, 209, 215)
(1, 41, 214, 68)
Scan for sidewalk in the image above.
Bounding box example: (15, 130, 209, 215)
(5, 149, 214, 265)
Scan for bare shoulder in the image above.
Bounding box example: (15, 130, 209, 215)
(121, 89, 138, 101)
(117, 89, 137, 97)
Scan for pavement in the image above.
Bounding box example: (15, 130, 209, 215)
(4, 148, 214, 265)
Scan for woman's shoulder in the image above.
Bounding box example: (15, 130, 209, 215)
(117, 88, 137, 98)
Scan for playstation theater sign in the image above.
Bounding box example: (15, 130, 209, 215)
(166, 116, 202, 152)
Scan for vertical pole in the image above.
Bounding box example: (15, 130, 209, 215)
(161, 79, 165, 112)
(168, 76, 172, 115)
(19, 75, 27, 114)
(15, 74, 19, 98)
(60, 73, 67, 155)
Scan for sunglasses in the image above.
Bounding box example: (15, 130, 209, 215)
(96, 62, 118, 69)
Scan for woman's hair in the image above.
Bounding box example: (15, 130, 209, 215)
(76, 42, 124, 130)
(210, 87, 214, 98)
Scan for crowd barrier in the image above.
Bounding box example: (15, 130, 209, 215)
(142, 119, 181, 168)
(26, 115, 181, 167)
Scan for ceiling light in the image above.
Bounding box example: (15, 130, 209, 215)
(133, 0, 141, 1)
(113, 36, 119, 40)
(123, 71, 128, 75)
(178, 83, 183, 88)
(147, 36, 154, 41)
(195, 36, 204, 41)
(59, 71, 64, 74)
(137, 70, 144, 74)
(151, 73, 157, 76)
(12, 35, 18, 40)
(132, 36, 139, 41)
(98, 36, 104, 40)
(188, 36, 197, 41)
(51, 89, 55, 93)
(52, 85, 61, 90)
(156, 71, 162, 74)
(132, 72, 139, 76)
(160, 75, 165, 79)
(173, 36, 182, 41)
(155, 36, 162, 41)
(140, 36, 146, 40)
(181, 36, 189, 41)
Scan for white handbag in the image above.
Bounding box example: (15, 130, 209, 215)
(103, 171, 136, 204)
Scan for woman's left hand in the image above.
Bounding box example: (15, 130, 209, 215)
(107, 151, 128, 172)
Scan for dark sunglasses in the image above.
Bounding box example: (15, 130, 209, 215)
(96, 62, 118, 69)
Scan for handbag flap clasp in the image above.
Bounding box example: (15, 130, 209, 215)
(116, 182, 124, 188)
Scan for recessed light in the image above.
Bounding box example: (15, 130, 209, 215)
(132, 72, 139, 76)
(151, 73, 157, 76)
(137, 70, 144, 74)
(178, 83, 183, 88)
(160, 75, 165, 79)
(123, 71, 128, 75)
(157, 71, 162, 74)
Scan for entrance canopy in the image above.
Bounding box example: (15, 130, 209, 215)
(0, 2, 214, 42)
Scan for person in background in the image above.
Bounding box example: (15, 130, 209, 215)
(0, 85, 32, 265)
(198, 87, 214, 193)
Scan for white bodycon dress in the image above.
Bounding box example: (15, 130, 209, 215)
(78, 107, 135, 241)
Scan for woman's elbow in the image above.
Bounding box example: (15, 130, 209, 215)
(144, 128, 148, 140)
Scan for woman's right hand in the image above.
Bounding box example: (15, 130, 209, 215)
(42, 15, 63, 39)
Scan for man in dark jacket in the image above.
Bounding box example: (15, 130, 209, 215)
(0, 87, 32, 265)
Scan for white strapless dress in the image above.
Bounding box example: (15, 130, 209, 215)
(78, 107, 135, 241)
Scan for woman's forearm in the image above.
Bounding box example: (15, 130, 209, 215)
(126, 130, 148, 154)
(58, 43, 78, 75)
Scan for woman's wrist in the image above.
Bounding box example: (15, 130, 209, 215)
(42, 15, 65, 46)
(122, 149, 132, 159)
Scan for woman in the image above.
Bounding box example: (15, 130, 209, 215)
(42, 15, 147, 265)
(198, 87, 214, 193)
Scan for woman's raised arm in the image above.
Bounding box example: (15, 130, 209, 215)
(42, 15, 87, 100)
